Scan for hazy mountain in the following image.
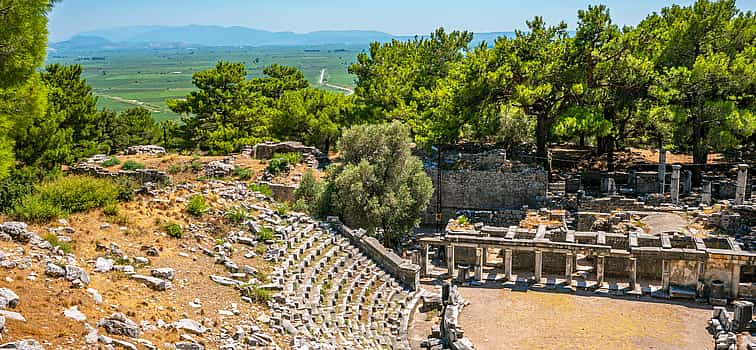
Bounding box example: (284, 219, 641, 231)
(51, 25, 518, 51)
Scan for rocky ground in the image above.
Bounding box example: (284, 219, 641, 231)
(0, 151, 424, 350)
(0, 154, 308, 349)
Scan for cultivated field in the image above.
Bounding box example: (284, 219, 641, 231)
(46, 46, 360, 121)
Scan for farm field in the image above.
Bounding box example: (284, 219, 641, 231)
(46, 46, 360, 121)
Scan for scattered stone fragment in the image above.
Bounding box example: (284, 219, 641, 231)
(0, 222, 31, 243)
(0, 339, 44, 350)
(94, 257, 114, 272)
(64, 265, 90, 285)
(0, 288, 19, 309)
(174, 318, 207, 335)
(0, 310, 26, 322)
(174, 342, 204, 350)
(97, 313, 139, 338)
(130, 274, 172, 291)
(63, 306, 86, 322)
(45, 263, 65, 278)
(150, 267, 175, 281)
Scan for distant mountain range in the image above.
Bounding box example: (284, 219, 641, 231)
(49, 25, 516, 51)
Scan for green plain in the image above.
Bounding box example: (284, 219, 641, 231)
(46, 46, 360, 121)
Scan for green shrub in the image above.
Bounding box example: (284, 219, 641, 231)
(250, 183, 273, 197)
(294, 169, 323, 216)
(275, 202, 289, 216)
(11, 196, 65, 223)
(11, 175, 123, 223)
(185, 195, 209, 217)
(168, 164, 181, 174)
(242, 286, 272, 303)
(103, 203, 119, 216)
(113, 176, 138, 201)
(256, 227, 274, 241)
(101, 157, 121, 167)
(44, 233, 72, 254)
(225, 206, 249, 224)
(164, 222, 182, 238)
(232, 166, 253, 180)
(273, 152, 302, 165)
(266, 158, 288, 175)
(255, 244, 267, 255)
(121, 160, 146, 171)
(190, 161, 203, 172)
(0, 166, 56, 212)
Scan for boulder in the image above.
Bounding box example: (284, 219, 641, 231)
(0, 222, 31, 243)
(94, 257, 114, 273)
(129, 274, 171, 291)
(174, 342, 204, 350)
(63, 306, 86, 322)
(174, 319, 207, 335)
(150, 267, 175, 281)
(45, 263, 65, 278)
(0, 288, 19, 309)
(65, 265, 90, 285)
(98, 313, 138, 338)
(0, 339, 44, 350)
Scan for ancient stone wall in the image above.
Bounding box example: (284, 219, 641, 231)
(328, 218, 420, 290)
(424, 166, 547, 225)
(252, 141, 321, 160)
(258, 181, 297, 203)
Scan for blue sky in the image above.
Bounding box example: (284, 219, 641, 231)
(48, 0, 755, 41)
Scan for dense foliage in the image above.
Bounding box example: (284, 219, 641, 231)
(11, 175, 126, 223)
(328, 122, 433, 247)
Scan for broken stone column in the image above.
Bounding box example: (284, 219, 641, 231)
(671, 164, 681, 204)
(662, 259, 671, 293)
(683, 170, 692, 195)
(504, 249, 513, 282)
(474, 248, 483, 281)
(702, 181, 712, 205)
(658, 146, 666, 194)
(447, 245, 455, 278)
(421, 243, 430, 277)
(735, 164, 749, 205)
(534, 250, 543, 283)
(629, 257, 637, 291)
(596, 255, 605, 286)
(601, 173, 616, 195)
(732, 263, 741, 299)
(565, 252, 573, 285)
(733, 300, 754, 332)
(696, 261, 706, 298)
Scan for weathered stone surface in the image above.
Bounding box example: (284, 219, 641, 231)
(174, 318, 207, 335)
(130, 274, 171, 291)
(174, 342, 204, 350)
(0, 339, 44, 350)
(0, 222, 31, 243)
(98, 313, 138, 338)
(0, 310, 25, 322)
(63, 306, 86, 322)
(64, 265, 90, 285)
(150, 267, 175, 281)
(124, 145, 166, 155)
(0, 288, 19, 309)
(94, 257, 114, 273)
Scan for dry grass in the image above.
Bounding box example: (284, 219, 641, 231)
(0, 175, 286, 348)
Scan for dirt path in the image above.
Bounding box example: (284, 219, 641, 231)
(458, 286, 712, 350)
